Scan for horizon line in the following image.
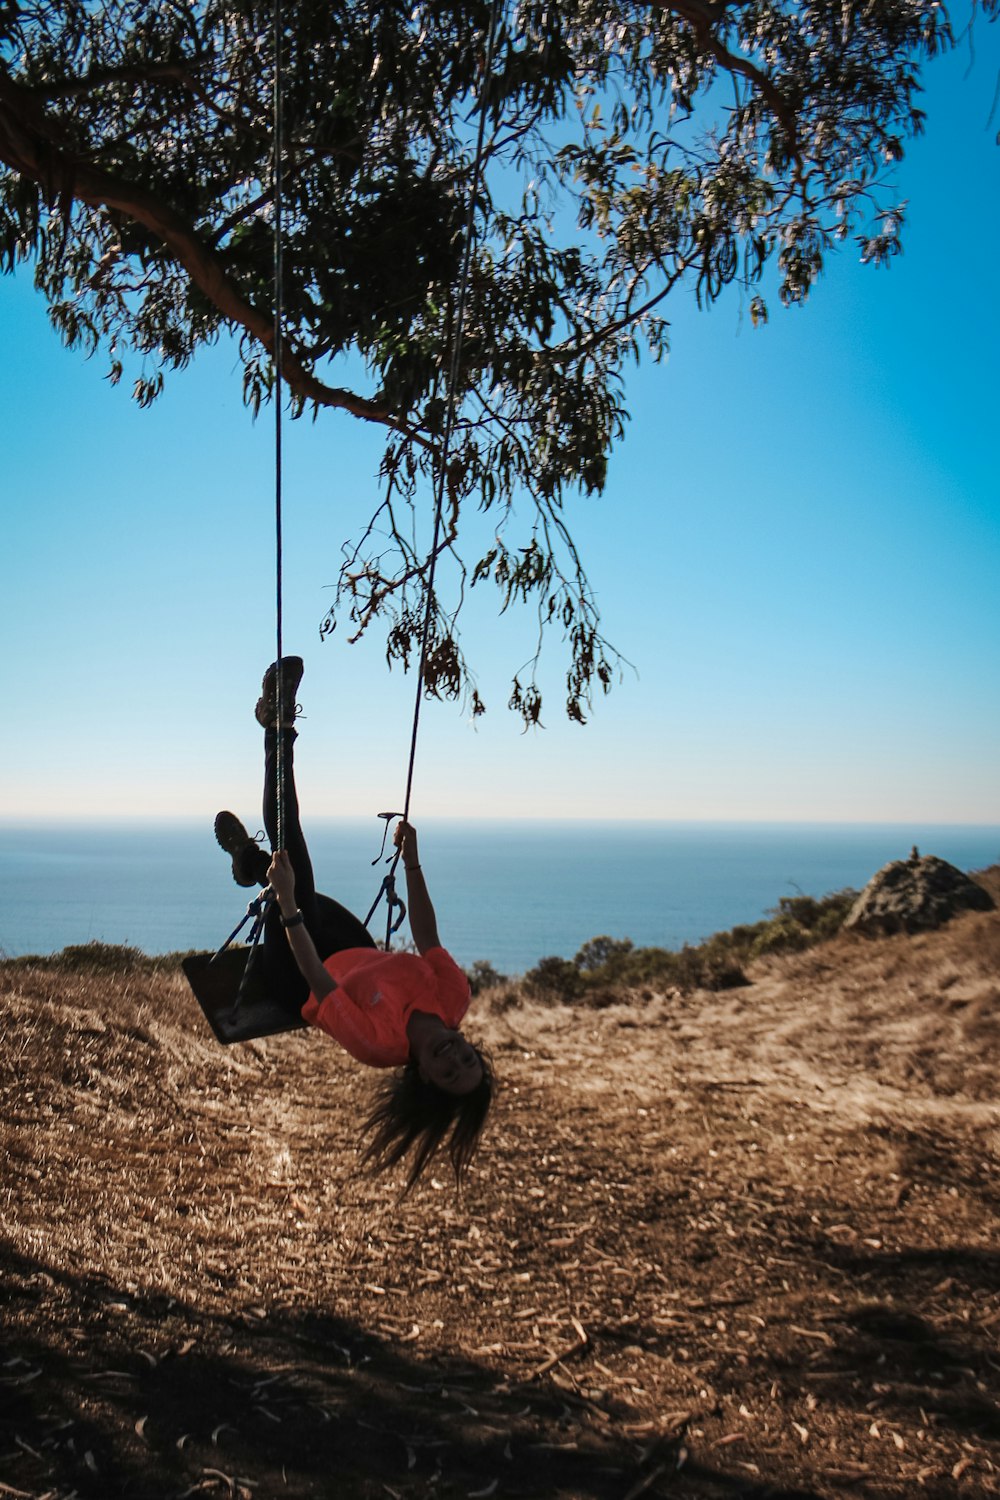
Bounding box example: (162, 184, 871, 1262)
(2, 813, 999, 830)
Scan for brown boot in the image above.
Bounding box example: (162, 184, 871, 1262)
(214, 811, 270, 887)
(254, 656, 304, 729)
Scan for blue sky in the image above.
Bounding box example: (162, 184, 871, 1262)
(1, 40, 998, 826)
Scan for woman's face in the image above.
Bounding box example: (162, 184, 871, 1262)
(418, 1029, 483, 1095)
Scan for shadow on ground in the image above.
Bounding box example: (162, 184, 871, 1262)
(2, 1244, 835, 1500)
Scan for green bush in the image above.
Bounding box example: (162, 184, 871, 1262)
(514, 885, 857, 1004)
(1, 943, 203, 975)
(747, 889, 857, 958)
(574, 936, 634, 973)
(615, 946, 679, 986)
(467, 958, 509, 995)
(524, 955, 587, 1002)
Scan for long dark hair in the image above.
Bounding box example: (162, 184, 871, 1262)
(359, 1047, 496, 1196)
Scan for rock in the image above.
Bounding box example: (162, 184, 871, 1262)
(844, 853, 995, 937)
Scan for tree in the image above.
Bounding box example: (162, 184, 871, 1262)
(2, 1, 994, 722)
(574, 935, 634, 972)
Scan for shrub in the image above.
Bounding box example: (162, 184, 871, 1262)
(17, 942, 151, 974)
(514, 886, 856, 1005)
(467, 958, 508, 995)
(749, 917, 811, 959)
(1, 944, 206, 976)
(617, 946, 680, 986)
(701, 956, 751, 990)
(524, 955, 587, 1002)
(574, 936, 634, 973)
(748, 889, 858, 958)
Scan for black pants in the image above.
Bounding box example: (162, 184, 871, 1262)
(262, 729, 375, 1012)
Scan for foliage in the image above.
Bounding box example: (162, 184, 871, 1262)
(521, 885, 857, 1000)
(0, 940, 191, 973)
(467, 957, 509, 995)
(523, 953, 588, 1001)
(574, 934, 634, 973)
(746, 890, 855, 955)
(2, 1, 995, 719)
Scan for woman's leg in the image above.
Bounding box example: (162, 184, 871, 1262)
(261, 728, 375, 1014)
(263, 728, 318, 915)
(315, 892, 377, 953)
(262, 728, 320, 1010)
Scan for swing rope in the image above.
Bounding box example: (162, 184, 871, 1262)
(367, 0, 503, 948)
(215, 0, 288, 1006)
(267, 0, 503, 946)
(272, 0, 287, 855)
(399, 0, 502, 832)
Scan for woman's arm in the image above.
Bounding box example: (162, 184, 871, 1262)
(267, 850, 337, 1000)
(393, 822, 441, 955)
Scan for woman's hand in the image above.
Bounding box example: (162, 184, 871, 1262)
(394, 822, 440, 952)
(393, 819, 420, 870)
(267, 849, 297, 912)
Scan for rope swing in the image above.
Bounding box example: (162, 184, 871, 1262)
(185, 3, 506, 1041)
(272, 0, 288, 853)
(367, 0, 504, 946)
(399, 0, 503, 825)
(269, 0, 504, 948)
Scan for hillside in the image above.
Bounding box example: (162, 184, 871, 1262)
(3, 869, 999, 1500)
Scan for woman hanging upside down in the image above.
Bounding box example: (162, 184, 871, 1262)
(214, 656, 495, 1194)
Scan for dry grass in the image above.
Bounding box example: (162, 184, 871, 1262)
(2, 869, 999, 1499)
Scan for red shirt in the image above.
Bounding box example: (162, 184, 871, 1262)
(301, 946, 471, 1067)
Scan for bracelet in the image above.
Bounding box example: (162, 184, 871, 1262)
(281, 909, 305, 928)
(405, 864, 421, 873)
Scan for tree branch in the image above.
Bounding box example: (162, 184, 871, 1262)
(649, 0, 803, 170)
(0, 69, 427, 441)
(208, 186, 276, 247)
(23, 41, 245, 133)
(25, 60, 204, 100)
(550, 266, 682, 364)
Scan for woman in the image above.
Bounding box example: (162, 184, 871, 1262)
(215, 657, 495, 1193)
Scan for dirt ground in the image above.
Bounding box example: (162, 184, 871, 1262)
(3, 869, 1000, 1500)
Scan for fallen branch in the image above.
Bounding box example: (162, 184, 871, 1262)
(623, 1462, 668, 1500)
(526, 1318, 589, 1380)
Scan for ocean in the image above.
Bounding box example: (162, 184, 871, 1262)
(0, 819, 997, 975)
